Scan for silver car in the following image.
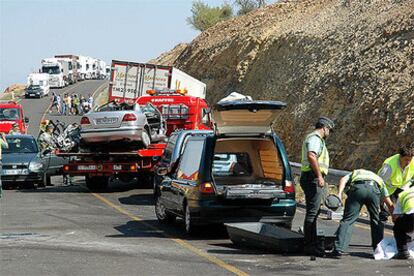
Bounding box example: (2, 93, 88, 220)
(80, 101, 167, 148)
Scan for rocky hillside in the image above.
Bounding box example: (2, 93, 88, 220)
(151, 0, 414, 171)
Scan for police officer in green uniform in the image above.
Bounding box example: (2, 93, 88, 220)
(392, 186, 414, 259)
(332, 169, 394, 258)
(300, 116, 334, 257)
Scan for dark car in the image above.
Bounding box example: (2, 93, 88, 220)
(153, 100, 296, 234)
(1, 134, 67, 188)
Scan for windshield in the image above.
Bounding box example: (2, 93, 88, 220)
(0, 108, 21, 121)
(27, 85, 41, 90)
(42, 66, 60, 75)
(159, 104, 189, 120)
(4, 137, 38, 154)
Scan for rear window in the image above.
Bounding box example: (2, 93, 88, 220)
(97, 101, 135, 112)
(159, 104, 189, 119)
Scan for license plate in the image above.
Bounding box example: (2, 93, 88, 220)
(30, 94, 35, 96)
(113, 164, 122, 170)
(3, 169, 22, 175)
(78, 165, 96, 171)
(96, 118, 117, 124)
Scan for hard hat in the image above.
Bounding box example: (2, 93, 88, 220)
(325, 194, 342, 211)
(46, 124, 54, 130)
(316, 116, 335, 129)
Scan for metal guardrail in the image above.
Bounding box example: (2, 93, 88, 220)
(290, 162, 350, 186)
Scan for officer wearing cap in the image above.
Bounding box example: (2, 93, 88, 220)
(300, 116, 335, 257)
(331, 169, 394, 258)
(8, 123, 20, 135)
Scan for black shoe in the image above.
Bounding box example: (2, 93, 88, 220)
(330, 250, 344, 259)
(393, 251, 413, 260)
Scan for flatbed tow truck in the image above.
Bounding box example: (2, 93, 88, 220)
(58, 144, 166, 190)
(58, 60, 210, 191)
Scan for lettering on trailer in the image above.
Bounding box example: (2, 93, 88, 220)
(111, 64, 170, 99)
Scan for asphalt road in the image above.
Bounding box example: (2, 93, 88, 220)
(1, 80, 413, 275)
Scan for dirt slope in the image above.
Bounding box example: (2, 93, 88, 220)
(152, 0, 414, 170)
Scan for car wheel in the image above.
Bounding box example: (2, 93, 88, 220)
(38, 174, 47, 188)
(21, 182, 35, 189)
(85, 176, 109, 192)
(141, 129, 151, 148)
(184, 202, 195, 234)
(154, 192, 175, 223)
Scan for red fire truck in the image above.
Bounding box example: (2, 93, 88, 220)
(0, 101, 29, 134)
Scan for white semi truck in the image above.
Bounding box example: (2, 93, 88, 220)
(41, 58, 66, 88)
(25, 73, 50, 98)
(55, 55, 79, 84)
(97, 59, 107, 79)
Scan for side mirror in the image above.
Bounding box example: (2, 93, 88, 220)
(24, 117, 29, 123)
(156, 166, 168, 176)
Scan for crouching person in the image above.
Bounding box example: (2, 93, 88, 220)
(392, 186, 414, 259)
(331, 169, 394, 258)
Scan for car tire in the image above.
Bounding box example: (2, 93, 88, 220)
(184, 202, 196, 235)
(85, 176, 109, 192)
(154, 192, 175, 224)
(141, 129, 151, 148)
(21, 182, 35, 189)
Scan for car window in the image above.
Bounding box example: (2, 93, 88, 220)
(4, 137, 38, 154)
(0, 108, 21, 120)
(176, 138, 204, 181)
(162, 133, 178, 163)
(212, 153, 252, 177)
(97, 101, 135, 112)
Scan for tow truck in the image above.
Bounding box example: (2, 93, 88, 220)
(59, 60, 211, 191)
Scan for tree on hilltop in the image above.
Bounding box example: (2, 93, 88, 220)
(187, 1, 233, 32)
(234, 0, 267, 15)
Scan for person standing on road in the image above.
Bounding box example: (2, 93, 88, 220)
(0, 132, 9, 199)
(72, 94, 80, 115)
(300, 116, 335, 257)
(378, 145, 414, 220)
(88, 94, 93, 110)
(392, 186, 414, 259)
(61, 93, 68, 115)
(331, 169, 394, 258)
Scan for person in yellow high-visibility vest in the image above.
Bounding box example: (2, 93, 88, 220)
(378, 145, 414, 220)
(379, 145, 414, 197)
(300, 116, 335, 257)
(392, 186, 414, 259)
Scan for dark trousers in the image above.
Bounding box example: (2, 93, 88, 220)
(393, 213, 414, 251)
(300, 171, 325, 251)
(334, 183, 383, 251)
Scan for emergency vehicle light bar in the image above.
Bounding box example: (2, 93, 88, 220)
(146, 89, 187, 96)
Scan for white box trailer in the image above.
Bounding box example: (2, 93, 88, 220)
(41, 58, 66, 88)
(108, 60, 206, 101)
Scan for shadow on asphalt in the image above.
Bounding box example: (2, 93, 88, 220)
(107, 219, 229, 241)
(118, 194, 154, 206)
(17, 185, 89, 193)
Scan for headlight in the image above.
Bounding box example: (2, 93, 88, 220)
(29, 162, 43, 172)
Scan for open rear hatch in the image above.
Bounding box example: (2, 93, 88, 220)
(213, 100, 287, 135)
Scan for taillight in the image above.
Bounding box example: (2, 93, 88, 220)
(80, 117, 90, 125)
(122, 113, 137, 121)
(199, 182, 215, 194)
(284, 180, 295, 193)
